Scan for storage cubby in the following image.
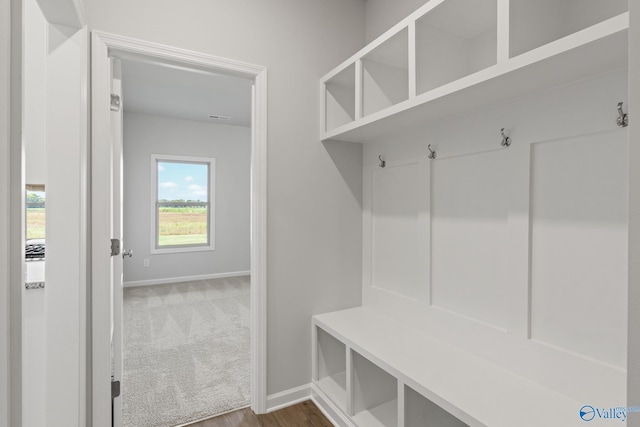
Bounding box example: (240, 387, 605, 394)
(315, 327, 347, 410)
(405, 386, 468, 427)
(325, 63, 356, 132)
(509, 0, 628, 57)
(352, 351, 397, 427)
(416, 0, 497, 95)
(362, 28, 409, 117)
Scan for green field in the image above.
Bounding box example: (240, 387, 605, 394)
(158, 206, 208, 246)
(26, 208, 46, 240)
(26, 206, 208, 246)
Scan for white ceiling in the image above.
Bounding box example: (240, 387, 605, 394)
(121, 59, 253, 127)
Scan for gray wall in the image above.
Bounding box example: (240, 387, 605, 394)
(123, 112, 251, 284)
(365, 0, 429, 42)
(0, 0, 12, 423)
(86, 0, 366, 395)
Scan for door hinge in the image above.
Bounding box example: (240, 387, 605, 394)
(111, 380, 121, 399)
(110, 239, 120, 257)
(110, 94, 121, 112)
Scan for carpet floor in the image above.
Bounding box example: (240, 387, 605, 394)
(122, 276, 251, 427)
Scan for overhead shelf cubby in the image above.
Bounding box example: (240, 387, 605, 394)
(324, 63, 356, 132)
(362, 27, 409, 118)
(416, 0, 497, 95)
(319, 0, 629, 143)
(509, 0, 629, 57)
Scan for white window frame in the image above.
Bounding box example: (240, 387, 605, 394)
(150, 153, 216, 254)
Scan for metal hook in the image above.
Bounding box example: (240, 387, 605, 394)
(378, 155, 386, 168)
(617, 102, 628, 127)
(427, 144, 436, 160)
(500, 128, 511, 147)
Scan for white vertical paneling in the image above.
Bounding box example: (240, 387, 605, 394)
(431, 149, 509, 329)
(628, 0, 640, 419)
(530, 131, 628, 368)
(506, 143, 531, 338)
(371, 162, 428, 302)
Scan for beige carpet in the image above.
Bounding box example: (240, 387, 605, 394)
(122, 276, 251, 427)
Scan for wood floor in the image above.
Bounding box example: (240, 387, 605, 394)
(186, 401, 332, 427)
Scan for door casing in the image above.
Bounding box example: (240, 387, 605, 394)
(90, 31, 268, 427)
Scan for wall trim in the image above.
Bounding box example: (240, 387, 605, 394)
(266, 383, 312, 413)
(91, 31, 268, 426)
(123, 271, 251, 288)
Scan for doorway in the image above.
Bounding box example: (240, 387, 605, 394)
(120, 57, 253, 426)
(91, 32, 268, 427)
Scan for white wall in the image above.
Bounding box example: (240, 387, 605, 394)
(86, 0, 366, 395)
(123, 113, 251, 284)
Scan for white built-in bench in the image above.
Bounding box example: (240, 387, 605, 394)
(312, 307, 586, 427)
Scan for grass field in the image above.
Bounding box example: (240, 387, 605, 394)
(26, 207, 208, 246)
(26, 208, 46, 240)
(158, 206, 208, 246)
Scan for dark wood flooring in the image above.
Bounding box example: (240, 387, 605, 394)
(187, 400, 332, 427)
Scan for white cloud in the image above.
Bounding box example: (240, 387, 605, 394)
(191, 190, 208, 197)
(188, 184, 203, 191)
(159, 182, 178, 188)
(184, 176, 194, 182)
(157, 164, 165, 172)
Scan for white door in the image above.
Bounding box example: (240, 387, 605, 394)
(110, 57, 125, 427)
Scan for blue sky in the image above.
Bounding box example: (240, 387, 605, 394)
(157, 161, 208, 201)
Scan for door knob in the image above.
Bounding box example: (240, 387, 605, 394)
(122, 249, 133, 258)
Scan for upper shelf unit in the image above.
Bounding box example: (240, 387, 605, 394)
(320, 0, 629, 143)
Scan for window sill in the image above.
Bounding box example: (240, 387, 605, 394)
(150, 244, 215, 255)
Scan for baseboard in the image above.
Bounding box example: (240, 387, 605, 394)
(265, 383, 312, 413)
(123, 270, 251, 288)
(310, 383, 355, 427)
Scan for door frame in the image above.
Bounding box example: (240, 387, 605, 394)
(90, 31, 268, 427)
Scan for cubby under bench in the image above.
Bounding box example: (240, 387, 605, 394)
(312, 307, 582, 427)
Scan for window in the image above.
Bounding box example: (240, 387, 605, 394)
(151, 154, 215, 253)
(26, 188, 46, 241)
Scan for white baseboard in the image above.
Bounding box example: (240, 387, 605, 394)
(123, 270, 251, 288)
(311, 383, 355, 427)
(265, 383, 312, 413)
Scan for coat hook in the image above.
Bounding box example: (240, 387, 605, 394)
(500, 128, 511, 147)
(617, 102, 628, 127)
(427, 144, 436, 160)
(378, 155, 386, 168)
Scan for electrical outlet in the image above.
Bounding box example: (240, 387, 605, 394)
(143, 258, 150, 267)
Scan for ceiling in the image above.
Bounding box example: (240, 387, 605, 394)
(121, 58, 253, 127)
